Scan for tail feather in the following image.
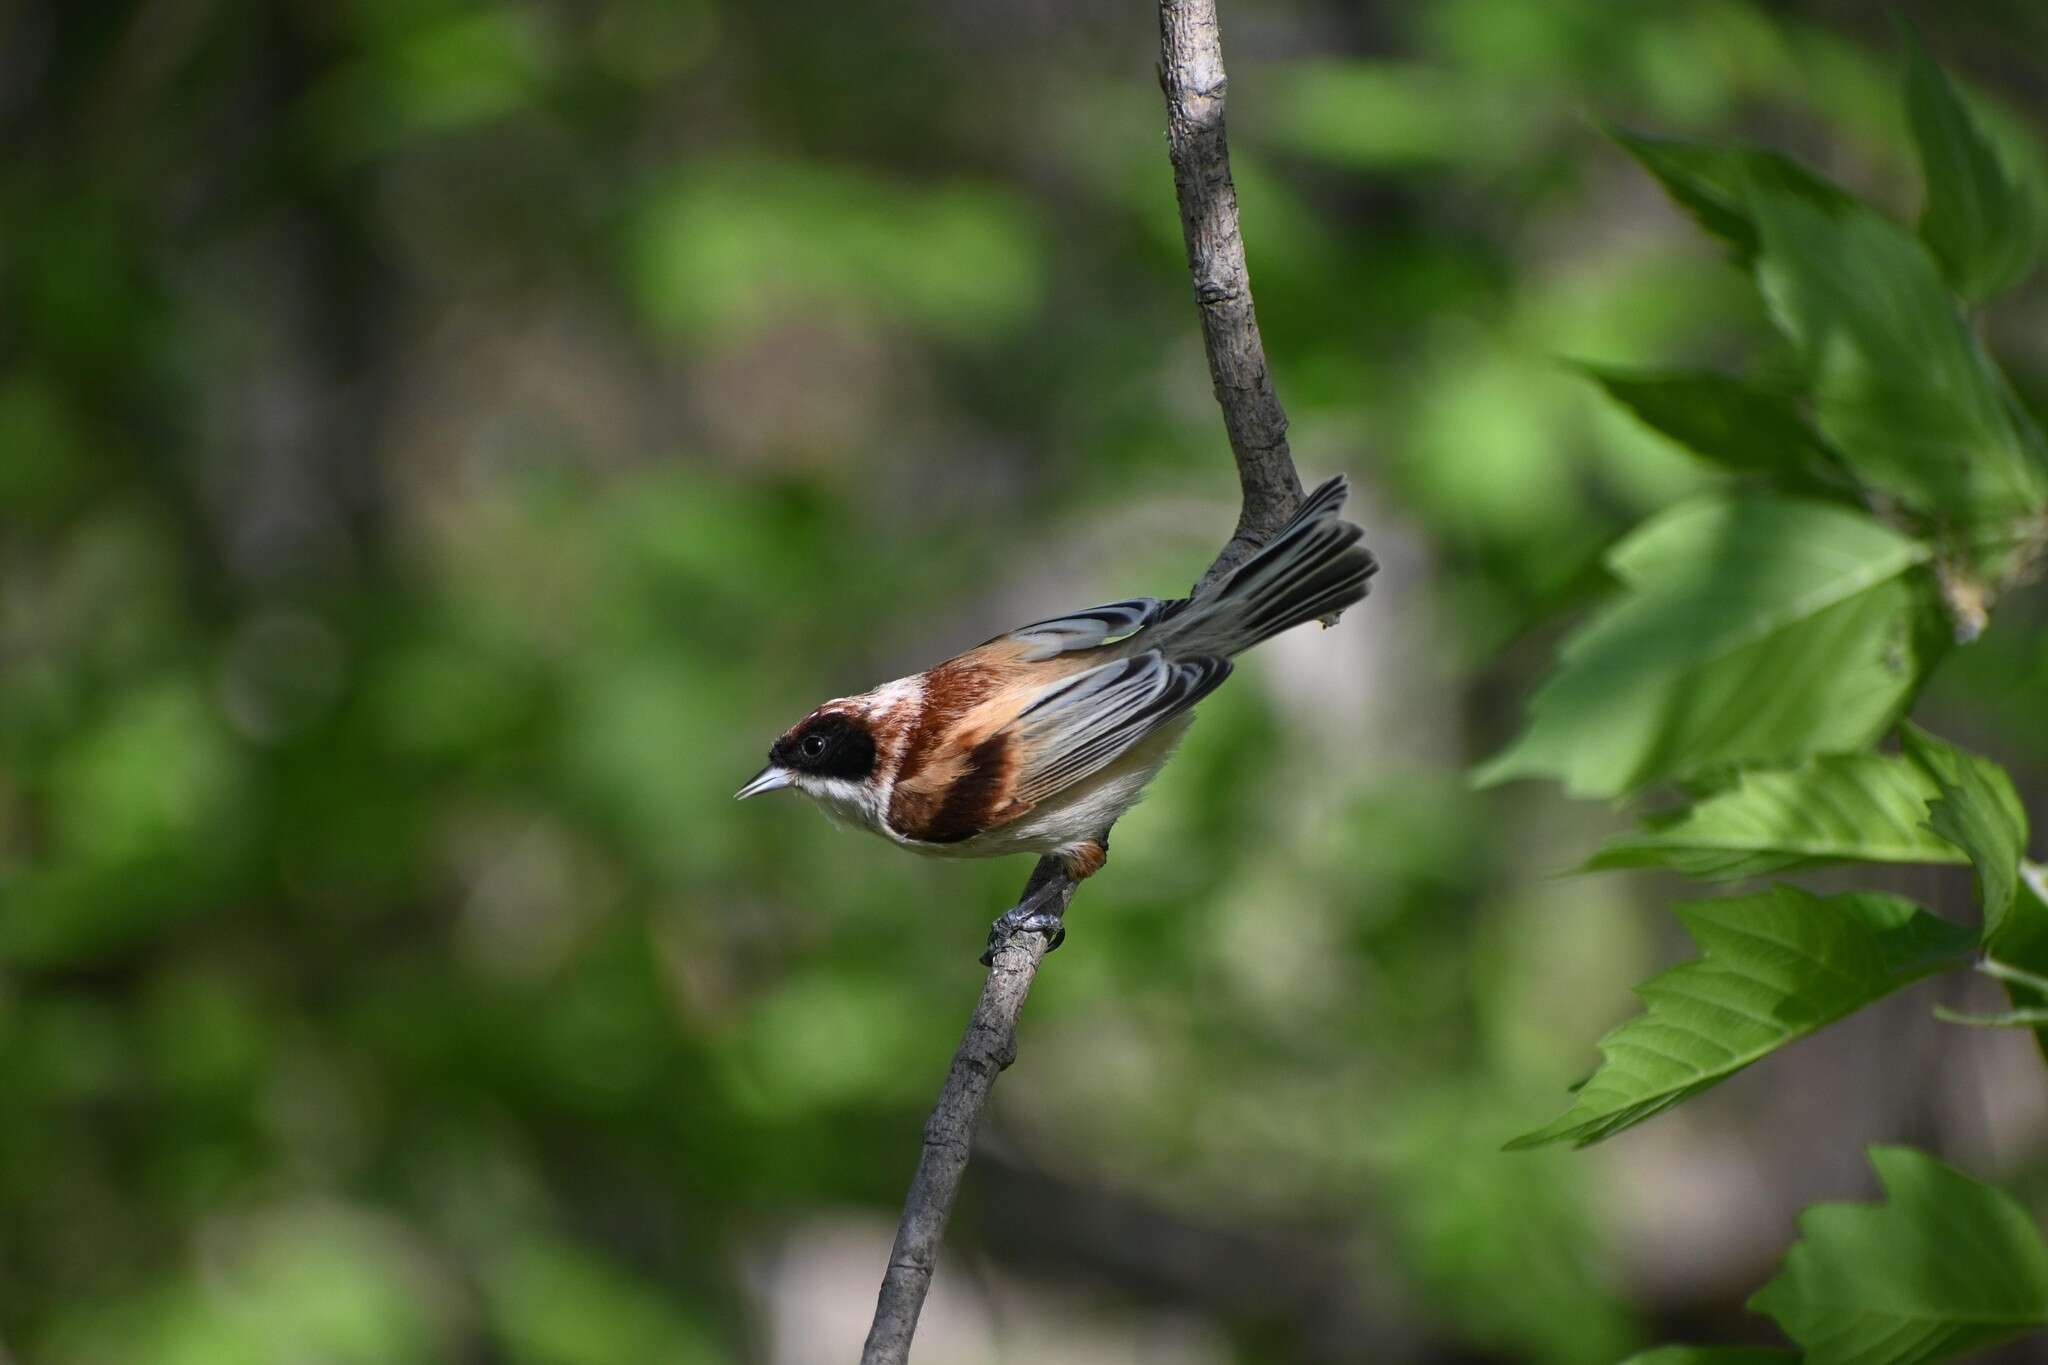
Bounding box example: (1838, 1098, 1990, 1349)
(1155, 475, 1376, 656)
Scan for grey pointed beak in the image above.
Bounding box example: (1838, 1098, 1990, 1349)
(735, 765, 795, 800)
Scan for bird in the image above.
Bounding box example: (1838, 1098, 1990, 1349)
(737, 475, 1376, 953)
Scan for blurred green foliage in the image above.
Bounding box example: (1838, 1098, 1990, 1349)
(2, 2, 2046, 1363)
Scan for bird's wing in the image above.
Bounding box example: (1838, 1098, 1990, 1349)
(1001, 649, 1230, 805)
(992, 597, 1183, 661)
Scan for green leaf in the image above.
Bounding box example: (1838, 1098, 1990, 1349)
(1982, 864, 2048, 1060)
(1746, 164, 2048, 534)
(1610, 131, 1758, 256)
(1606, 130, 1854, 264)
(1904, 35, 2046, 302)
(1477, 496, 1934, 799)
(1898, 723, 2029, 939)
(1620, 1350, 1796, 1365)
(1575, 363, 1846, 493)
(1749, 1146, 2048, 1365)
(1508, 888, 1974, 1149)
(1589, 753, 1967, 880)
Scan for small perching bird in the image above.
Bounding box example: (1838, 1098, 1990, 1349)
(738, 475, 1375, 950)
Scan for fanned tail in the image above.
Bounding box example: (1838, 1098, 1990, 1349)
(1152, 475, 1376, 656)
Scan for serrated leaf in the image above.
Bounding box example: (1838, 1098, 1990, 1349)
(1576, 363, 1847, 494)
(1606, 129, 1855, 264)
(1477, 496, 1934, 799)
(1508, 889, 1974, 1149)
(1590, 752, 1967, 880)
(1746, 163, 2048, 537)
(1898, 723, 2028, 939)
(1904, 35, 2046, 302)
(1749, 1146, 2048, 1365)
(1620, 1350, 1796, 1365)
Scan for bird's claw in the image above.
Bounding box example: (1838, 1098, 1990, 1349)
(980, 904, 1066, 966)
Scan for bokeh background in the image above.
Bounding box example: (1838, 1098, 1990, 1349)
(5, 1, 2048, 1361)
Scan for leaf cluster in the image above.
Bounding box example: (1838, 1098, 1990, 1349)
(1488, 34, 2048, 1365)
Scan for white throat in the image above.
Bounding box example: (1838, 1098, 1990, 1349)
(797, 774, 889, 835)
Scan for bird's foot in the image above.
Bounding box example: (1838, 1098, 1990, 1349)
(981, 905, 1064, 965)
(980, 883, 1067, 966)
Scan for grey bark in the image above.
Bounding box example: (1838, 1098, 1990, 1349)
(859, 859, 1074, 1365)
(859, 2, 1306, 1359)
(1159, 0, 1306, 594)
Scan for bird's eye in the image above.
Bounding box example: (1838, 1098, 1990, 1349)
(801, 733, 829, 759)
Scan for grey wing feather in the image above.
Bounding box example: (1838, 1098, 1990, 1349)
(999, 597, 1178, 661)
(1005, 650, 1231, 805)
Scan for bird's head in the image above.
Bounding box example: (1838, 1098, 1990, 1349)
(735, 707, 880, 804)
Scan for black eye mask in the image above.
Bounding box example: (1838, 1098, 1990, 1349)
(773, 713, 877, 781)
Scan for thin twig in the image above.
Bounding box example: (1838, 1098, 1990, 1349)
(1978, 956, 2048, 998)
(859, 2, 1302, 1358)
(860, 858, 1071, 1364)
(1934, 1004, 2048, 1029)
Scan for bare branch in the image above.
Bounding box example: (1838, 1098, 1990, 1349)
(860, 2, 1303, 1357)
(861, 859, 1072, 1364)
(1160, 0, 1305, 594)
